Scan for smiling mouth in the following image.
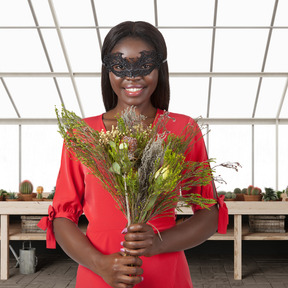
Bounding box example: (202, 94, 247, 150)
(125, 87, 143, 92)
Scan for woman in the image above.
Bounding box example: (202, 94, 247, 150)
(38, 21, 227, 288)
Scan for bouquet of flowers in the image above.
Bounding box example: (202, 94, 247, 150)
(56, 106, 217, 226)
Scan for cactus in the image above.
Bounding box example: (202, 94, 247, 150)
(19, 180, 33, 194)
(247, 185, 254, 195)
(234, 188, 242, 194)
(36, 192, 43, 199)
(251, 187, 262, 195)
(225, 191, 236, 200)
(241, 188, 247, 194)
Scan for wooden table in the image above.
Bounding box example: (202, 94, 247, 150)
(1, 201, 288, 280)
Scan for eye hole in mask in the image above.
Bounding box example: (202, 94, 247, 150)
(103, 50, 166, 78)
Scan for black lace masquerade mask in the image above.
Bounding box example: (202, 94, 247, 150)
(103, 50, 166, 78)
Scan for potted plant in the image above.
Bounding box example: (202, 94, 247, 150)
(0, 189, 8, 201)
(280, 186, 288, 201)
(234, 187, 245, 201)
(19, 180, 34, 201)
(262, 187, 279, 201)
(44, 186, 55, 201)
(224, 191, 236, 201)
(243, 185, 262, 201)
(34, 186, 44, 201)
(5, 192, 19, 201)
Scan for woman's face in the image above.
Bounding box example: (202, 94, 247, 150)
(108, 37, 159, 111)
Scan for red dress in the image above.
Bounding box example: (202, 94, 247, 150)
(38, 109, 228, 288)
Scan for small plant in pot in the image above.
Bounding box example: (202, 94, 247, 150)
(234, 187, 245, 201)
(224, 191, 236, 201)
(19, 180, 34, 201)
(0, 189, 8, 201)
(34, 186, 44, 201)
(44, 186, 55, 201)
(244, 185, 262, 201)
(6, 192, 18, 201)
(262, 187, 279, 201)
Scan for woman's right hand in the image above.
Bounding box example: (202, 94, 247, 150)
(97, 252, 143, 288)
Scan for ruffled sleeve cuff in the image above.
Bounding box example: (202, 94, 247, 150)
(37, 205, 57, 249)
(217, 194, 229, 234)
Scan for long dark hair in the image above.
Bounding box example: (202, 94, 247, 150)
(101, 21, 170, 111)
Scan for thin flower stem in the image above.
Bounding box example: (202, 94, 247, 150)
(124, 175, 131, 226)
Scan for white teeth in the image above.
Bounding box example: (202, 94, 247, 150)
(126, 88, 142, 92)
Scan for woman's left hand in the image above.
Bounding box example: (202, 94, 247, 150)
(122, 224, 162, 257)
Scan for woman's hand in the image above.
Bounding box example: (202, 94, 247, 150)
(98, 252, 143, 288)
(122, 224, 162, 257)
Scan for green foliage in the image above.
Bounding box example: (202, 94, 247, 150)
(225, 191, 236, 200)
(0, 189, 8, 196)
(7, 192, 17, 199)
(56, 106, 219, 225)
(19, 180, 33, 194)
(262, 187, 278, 201)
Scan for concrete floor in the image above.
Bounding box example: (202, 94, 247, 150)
(1, 240, 288, 288)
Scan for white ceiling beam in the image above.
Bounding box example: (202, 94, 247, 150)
(27, 0, 65, 109)
(207, 0, 218, 118)
(252, 0, 279, 118)
(48, 0, 85, 117)
(1, 72, 288, 77)
(1, 26, 288, 29)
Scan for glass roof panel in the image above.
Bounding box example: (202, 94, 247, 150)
(157, 0, 214, 26)
(169, 78, 208, 118)
(274, 0, 288, 25)
(255, 78, 286, 118)
(0, 126, 19, 192)
(265, 30, 288, 72)
(30, 0, 55, 26)
(61, 29, 101, 72)
(40, 29, 68, 71)
(0, 0, 33, 25)
(217, 0, 275, 26)
(0, 81, 18, 118)
(160, 29, 212, 72)
(95, 0, 154, 26)
(52, 0, 95, 26)
(0, 30, 49, 72)
(209, 78, 258, 117)
(5, 78, 62, 118)
(280, 87, 288, 118)
(209, 125, 252, 192)
(75, 78, 105, 118)
(254, 125, 276, 189)
(213, 29, 269, 72)
(56, 78, 82, 116)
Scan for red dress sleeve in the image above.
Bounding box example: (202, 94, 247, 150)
(38, 144, 85, 248)
(181, 117, 228, 234)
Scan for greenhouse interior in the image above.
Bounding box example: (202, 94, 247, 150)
(0, 0, 288, 287)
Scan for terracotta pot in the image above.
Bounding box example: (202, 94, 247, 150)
(18, 193, 33, 201)
(0, 195, 3, 201)
(236, 194, 244, 201)
(244, 194, 262, 201)
(5, 198, 19, 201)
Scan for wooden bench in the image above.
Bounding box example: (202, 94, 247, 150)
(1, 201, 288, 280)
